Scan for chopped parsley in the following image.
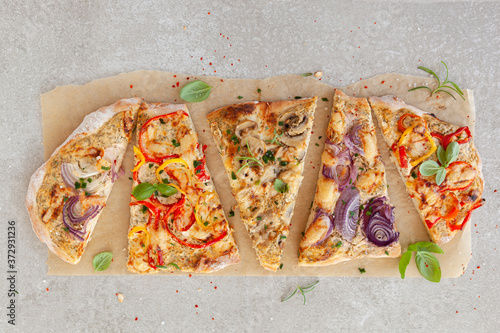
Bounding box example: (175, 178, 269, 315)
(280, 235, 286, 239)
(204, 221, 209, 226)
(237, 96, 244, 99)
(411, 171, 417, 179)
(349, 210, 355, 218)
(63, 196, 68, 202)
(231, 171, 237, 180)
(101, 166, 111, 170)
(226, 129, 231, 134)
(315, 143, 319, 146)
(278, 121, 284, 126)
(159, 118, 166, 124)
(322, 97, 329, 102)
(229, 209, 235, 217)
(256, 217, 262, 221)
(279, 161, 288, 167)
(149, 163, 154, 168)
(62, 227, 69, 232)
(294, 96, 302, 99)
(358, 268, 366, 274)
(257, 88, 262, 93)
(262, 150, 275, 164)
(230, 135, 240, 144)
(141, 205, 148, 213)
(172, 139, 180, 147)
(335, 241, 342, 248)
(385, 250, 389, 256)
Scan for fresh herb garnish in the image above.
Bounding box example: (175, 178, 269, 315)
(228, 209, 235, 217)
(156, 263, 181, 270)
(322, 98, 329, 102)
(281, 281, 319, 305)
(172, 139, 180, 147)
(159, 118, 166, 124)
(236, 139, 264, 173)
(399, 241, 443, 283)
(179, 80, 212, 102)
(411, 171, 418, 179)
(62, 227, 69, 232)
(256, 217, 262, 221)
(257, 88, 262, 93)
(204, 221, 209, 226)
(335, 241, 342, 248)
(274, 179, 289, 193)
(279, 161, 288, 167)
(262, 150, 275, 164)
(279, 263, 284, 270)
(132, 182, 177, 200)
(385, 250, 389, 256)
(99, 166, 109, 171)
(193, 160, 202, 168)
(294, 96, 302, 99)
(419, 142, 459, 186)
(231, 171, 237, 180)
(141, 205, 148, 213)
(280, 235, 286, 239)
(408, 61, 465, 100)
(300, 73, 313, 77)
(358, 268, 366, 274)
(265, 129, 284, 146)
(237, 96, 244, 99)
(93, 252, 113, 272)
(63, 196, 68, 202)
(230, 135, 240, 145)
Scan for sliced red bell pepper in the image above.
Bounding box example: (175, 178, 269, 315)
(397, 113, 425, 133)
(194, 156, 211, 182)
(440, 161, 476, 192)
(442, 126, 471, 149)
(431, 132, 444, 141)
(447, 202, 482, 231)
(138, 112, 187, 163)
(425, 219, 437, 230)
(165, 223, 228, 249)
(391, 141, 398, 152)
(439, 193, 460, 221)
(398, 146, 409, 168)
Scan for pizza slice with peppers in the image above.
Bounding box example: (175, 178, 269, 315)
(369, 95, 483, 245)
(26, 98, 141, 264)
(127, 103, 240, 274)
(207, 97, 317, 271)
(299, 90, 400, 266)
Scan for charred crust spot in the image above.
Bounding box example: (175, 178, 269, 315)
(123, 116, 134, 136)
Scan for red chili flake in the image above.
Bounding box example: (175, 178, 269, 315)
(186, 77, 190, 80)
(189, 274, 192, 277)
(130, 85, 133, 88)
(195, 305, 198, 308)
(238, 59, 240, 61)
(214, 70, 217, 73)
(364, 86, 368, 89)
(214, 286, 217, 289)
(381, 81, 385, 84)
(209, 62, 212, 66)
(456, 311, 458, 314)
(374, 22, 376, 24)
(135, 317, 138, 321)
(390, 86, 392, 88)
(494, 190, 497, 193)
(220, 79, 224, 82)
(208, 12, 210, 15)
(212, 318, 215, 320)
(176, 290, 178, 293)
(436, 95, 440, 99)
(477, 266, 481, 269)
(176, 82, 180, 87)
(172, 85, 175, 88)
(200, 57, 203, 60)
(174, 75, 177, 77)
(46, 288, 49, 292)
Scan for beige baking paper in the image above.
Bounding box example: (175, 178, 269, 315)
(41, 71, 475, 277)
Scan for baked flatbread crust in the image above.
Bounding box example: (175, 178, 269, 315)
(207, 98, 317, 271)
(369, 95, 483, 245)
(127, 103, 240, 274)
(26, 98, 140, 264)
(299, 90, 400, 266)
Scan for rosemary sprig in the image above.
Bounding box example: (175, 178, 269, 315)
(236, 139, 264, 173)
(266, 129, 284, 146)
(408, 61, 465, 100)
(281, 281, 319, 305)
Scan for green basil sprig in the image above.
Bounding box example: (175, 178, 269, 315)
(399, 242, 443, 283)
(274, 179, 289, 193)
(179, 80, 212, 102)
(419, 141, 459, 185)
(132, 182, 177, 201)
(93, 252, 113, 273)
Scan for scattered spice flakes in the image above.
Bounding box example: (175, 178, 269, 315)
(130, 84, 133, 88)
(195, 305, 198, 308)
(135, 317, 138, 321)
(46, 288, 49, 292)
(214, 286, 217, 289)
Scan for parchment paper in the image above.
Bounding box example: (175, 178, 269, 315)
(41, 71, 475, 277)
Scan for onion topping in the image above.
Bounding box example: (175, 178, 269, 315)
(344, 123, 364, 156)
(322, 149, 357, 191)
(324, 139, 341, 157)
(310, 209, 334, 246)
(62, 196, 102, 241)
(61, 162, 114, 193)
(362, 197, 399, 247)
(334, 187, 360, 242)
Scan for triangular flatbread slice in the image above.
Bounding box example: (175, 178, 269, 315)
(369, 95, 483, 245)
(127, 103, 240, 274)
(26, 98, 141, 264)
(207, 98, 317, 271)
(299, 90, 400, 266)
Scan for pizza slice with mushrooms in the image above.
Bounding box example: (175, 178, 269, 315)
(369, 95, 483, 245)
(207, 98, 317, 271)
(299, 90, 401, 266)
(26, 98, 141, 264)
(127, 103, 240, 274)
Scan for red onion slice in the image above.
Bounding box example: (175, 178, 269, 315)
(62, 196, 102, 242)
(322, 149, 357, 191)
(344, 123, 365, 156)
(310, 209, 334, 246)
(324, 140, 341, 157)
(334, 187, 360, 242)
(362, 197, 399, 247)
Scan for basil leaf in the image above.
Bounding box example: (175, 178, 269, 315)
(437, 145, 446, 166)
(435, 167, 446, 186)
(399, 250, 412, 279)
(156, 184, 177, 197)
(132, 183, 155, 200)
(415, 241, 444, 254)
(274, 179, 288, 193)
(419, 160, 441, 176)
(93, 252, 113, 272)
(415, 251, 441, 283)
(445, 141, 459, 166)
(179, 80, 213, 102)
(407, 244, 418, 252)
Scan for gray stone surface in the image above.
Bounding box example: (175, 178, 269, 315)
(1, 1, 499, 332)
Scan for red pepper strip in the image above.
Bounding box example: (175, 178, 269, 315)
(431, 132, 444, 141)
(194, 156, 211, 182)
(447, 202, 482, 231)
(147, 247, 158, 270)
(165, 224, 228, 249)
(139, 112, 188, 163)
(391, 141, 398, 152)
(130, 198, 172, 230)
(425, 219, 437, 230)
(156, 246, 165, 266)
(397, 113, 425, 133)
(173, 206, 196, 232)
(133, 170, 139, 183)
(442, 126, 471, 149)
(439, 161, 475, 192)
(398, 146, 409, 168)
(439, 193, 460, 221)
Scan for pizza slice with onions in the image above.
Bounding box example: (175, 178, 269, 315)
(127, 103, 240, 274)
(207, 98, 317, 271)
(369, 95, 483, 245)
(26, 98, 141, 264)
(299, 90, 400, 266)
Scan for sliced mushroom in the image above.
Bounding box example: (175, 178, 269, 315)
(245, 135, 266, 157)
(277, 110, 310, 147)
(235, 119, 258, 139)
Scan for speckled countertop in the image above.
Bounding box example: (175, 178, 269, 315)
(1, 1, 499, 332)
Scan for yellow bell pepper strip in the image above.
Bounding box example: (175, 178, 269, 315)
(128, 225, 150, 245)
(155, 158, 189, 182)
(194, 191, 215, 228)
(397, 123, 437, 167)
(131, 146, 146, 172)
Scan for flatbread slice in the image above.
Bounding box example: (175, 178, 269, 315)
(207, 97, 317, 271)
(26, 98, 141, 264)
(299, 90, 400, 266)
(127, 103, 240, 274)
(369, 95, 483, 245)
